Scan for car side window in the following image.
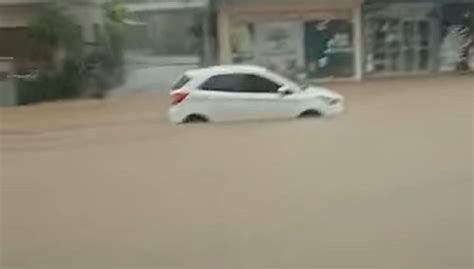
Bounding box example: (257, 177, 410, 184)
(200, 74, 244, 92)
(201, 74, 281, 93)
(240, 74, 281, 93)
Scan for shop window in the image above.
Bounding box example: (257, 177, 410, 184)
(365, 18, 434, 74)
(254, 21, 305, 79)
(364, 3, 438, 75)
(440, 3, 474, 72)
(230, 23, 255, 64)
(304, 20, 354, 78)
(420, 49, 430, 70)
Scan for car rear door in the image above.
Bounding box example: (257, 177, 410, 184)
(199, 74, 253, 121)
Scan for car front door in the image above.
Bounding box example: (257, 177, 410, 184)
(237, 74, 298, 120)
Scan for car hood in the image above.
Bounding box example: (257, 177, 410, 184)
(303, 86, 343, 100)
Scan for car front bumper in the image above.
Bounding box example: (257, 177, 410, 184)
(323, 102, 345, 117)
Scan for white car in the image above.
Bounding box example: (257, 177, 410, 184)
(168, 65, 344, 124)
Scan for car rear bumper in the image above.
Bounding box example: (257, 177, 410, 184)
(168, 106, 185, 124)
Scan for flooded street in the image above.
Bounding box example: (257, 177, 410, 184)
(1, 76, 473, 268)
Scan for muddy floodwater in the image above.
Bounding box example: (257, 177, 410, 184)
(1, 76, 473, 269)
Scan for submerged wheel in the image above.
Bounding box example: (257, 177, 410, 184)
(183, 114, 209, 124)
(299, 110, 322, 118)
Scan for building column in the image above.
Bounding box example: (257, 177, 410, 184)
(201, 11, 213, 66)
(353, 4, 363, 81)
(217, 10, 231, 64)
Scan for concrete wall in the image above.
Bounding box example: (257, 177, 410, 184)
(132, 11, 200, 55)
(114, 54, 199, 94)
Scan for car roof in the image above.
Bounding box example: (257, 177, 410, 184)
(185, 65, 268, 78)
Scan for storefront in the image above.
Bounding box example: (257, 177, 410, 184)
(216, 0, 363, 80)
(362, 0, 474, 76)
(362, 1, 441, 76)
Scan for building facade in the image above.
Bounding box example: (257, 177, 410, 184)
(215, 0, 364, 81)
(362, 0, 474, 76)
(215, 0, 473, 81)
(0, 0, 104, 71)
(0, 0, 104, 106)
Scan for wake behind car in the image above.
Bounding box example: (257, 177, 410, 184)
(168, 65, 344, 124)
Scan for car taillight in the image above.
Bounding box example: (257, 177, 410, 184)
(170, 90, 189, 105)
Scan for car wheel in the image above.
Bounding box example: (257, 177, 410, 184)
(183, 114, 209, 124)
(299, 110, 322, 118)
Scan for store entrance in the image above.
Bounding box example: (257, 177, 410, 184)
(365, 18, 434, 75)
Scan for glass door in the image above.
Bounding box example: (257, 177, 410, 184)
(304, 20, 354, 79)
(402, 20, 431, 72)
(365, 18, 403, 74)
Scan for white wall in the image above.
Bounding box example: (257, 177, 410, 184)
(114, 54, 199, 94)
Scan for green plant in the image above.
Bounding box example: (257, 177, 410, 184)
(20, 0, 128, 103)
(20, 4, 84, 103)
(87, 0, 127, 92)
(17, 60, 87, 104)
(102, 0, 126, 67)
(103, 0, 128, 24)
(27, 4, 81, 63)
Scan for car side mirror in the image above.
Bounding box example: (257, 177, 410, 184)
(277, 86, 293, 96)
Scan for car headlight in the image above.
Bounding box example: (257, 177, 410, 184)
(318, 96, 340, 105)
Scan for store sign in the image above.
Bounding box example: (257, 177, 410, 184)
(254, 21, 305, 78)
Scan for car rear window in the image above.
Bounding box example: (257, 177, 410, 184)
(172, 75, 191, 90)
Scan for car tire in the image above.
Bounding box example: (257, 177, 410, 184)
(299, 110, 322, 118)
(183, 114, 209, 124)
